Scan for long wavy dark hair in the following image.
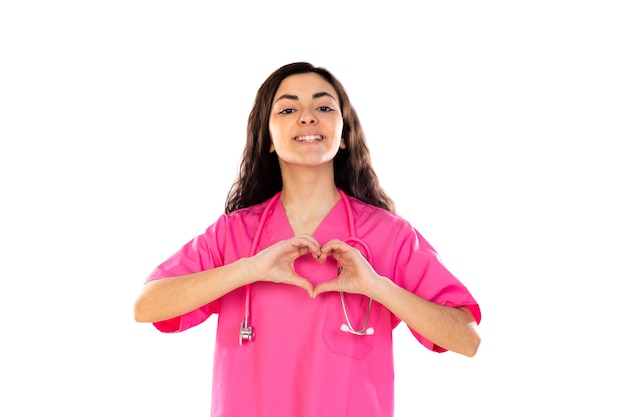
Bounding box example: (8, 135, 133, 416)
(225, 62, 395, 214)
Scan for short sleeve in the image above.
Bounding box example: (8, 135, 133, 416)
(144, 219, 226, 333)
(392, 222, 481, 352)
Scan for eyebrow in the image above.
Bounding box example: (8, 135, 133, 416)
(274, 91, 337, 104)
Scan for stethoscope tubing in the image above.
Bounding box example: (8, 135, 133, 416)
(240, 189, 374, 344)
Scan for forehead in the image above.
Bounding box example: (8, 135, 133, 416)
(274, 72, 338, 99)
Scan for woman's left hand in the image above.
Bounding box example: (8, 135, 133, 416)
(312, 239, 381, 298)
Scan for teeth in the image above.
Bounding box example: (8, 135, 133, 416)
(295, 135, 323, 142)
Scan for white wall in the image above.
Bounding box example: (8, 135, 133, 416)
(1, 1, 625, 415)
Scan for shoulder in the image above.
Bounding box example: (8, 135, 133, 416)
(211, 195, 276, 233)
(348, 195, 411, 230)
(191, 198, 273, 257)
(346, 196, 422, 250)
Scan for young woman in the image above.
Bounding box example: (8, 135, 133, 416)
(134, 62, 481, 417)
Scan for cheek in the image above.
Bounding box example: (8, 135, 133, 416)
(268, 120, 278, 152)
(336, 121, 345, 146)
(268, 118, 285, 136)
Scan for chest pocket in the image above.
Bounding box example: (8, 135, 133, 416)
(322, 292, 380, 359)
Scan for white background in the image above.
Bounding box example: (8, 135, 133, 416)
(1, 1, 625, 415)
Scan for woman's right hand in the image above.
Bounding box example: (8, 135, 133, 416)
(250, 233, 322, 296)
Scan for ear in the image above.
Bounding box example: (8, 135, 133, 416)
(269, 143, 275, 153)
(339, 138, 346, 149)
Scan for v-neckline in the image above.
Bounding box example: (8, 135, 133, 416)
(275, 194, 346, 240)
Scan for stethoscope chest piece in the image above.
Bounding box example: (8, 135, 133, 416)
(239, 317, 254, 345)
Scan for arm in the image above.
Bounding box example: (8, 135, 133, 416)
(134, 257, 253, 324)
(313, 239, 481, 357)
(368, 278, 480, 357)
(134, 234, 322, 324)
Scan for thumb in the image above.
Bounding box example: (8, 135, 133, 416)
(312, 279, 340, 298)
(287, 275, 314, 298)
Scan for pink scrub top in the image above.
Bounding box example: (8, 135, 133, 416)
(146, 192, 481, 417)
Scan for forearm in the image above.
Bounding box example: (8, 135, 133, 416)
(133, 257, 255, 324)
(368, 277, 480, 357)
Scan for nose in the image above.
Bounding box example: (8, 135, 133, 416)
(299, 107, 317, 124)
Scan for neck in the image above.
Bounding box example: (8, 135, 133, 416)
(279, 163, 338, 206)
(279, 170, 341, 235)
(281, 184, 340, 208)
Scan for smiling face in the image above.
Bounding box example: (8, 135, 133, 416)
(268, 72, 345, 169)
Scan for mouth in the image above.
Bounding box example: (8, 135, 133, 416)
(294, 135, 323, 142)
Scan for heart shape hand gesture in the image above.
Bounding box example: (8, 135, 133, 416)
(252, 234, 380, 299)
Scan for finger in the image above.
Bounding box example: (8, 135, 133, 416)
(320, 238, 345, 250)
(315, 251, 333, 263)
(312, 279, 340, 298)
(290, 235, 322, 258)
(292, 233, 321, 248)
(318, 248, 347, 267)
(320, 240, 352, 257)
(286, 276, 314, 297)
(317, 249, 348, 266)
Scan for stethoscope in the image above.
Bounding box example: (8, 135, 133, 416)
(239, 189, 374, 345)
